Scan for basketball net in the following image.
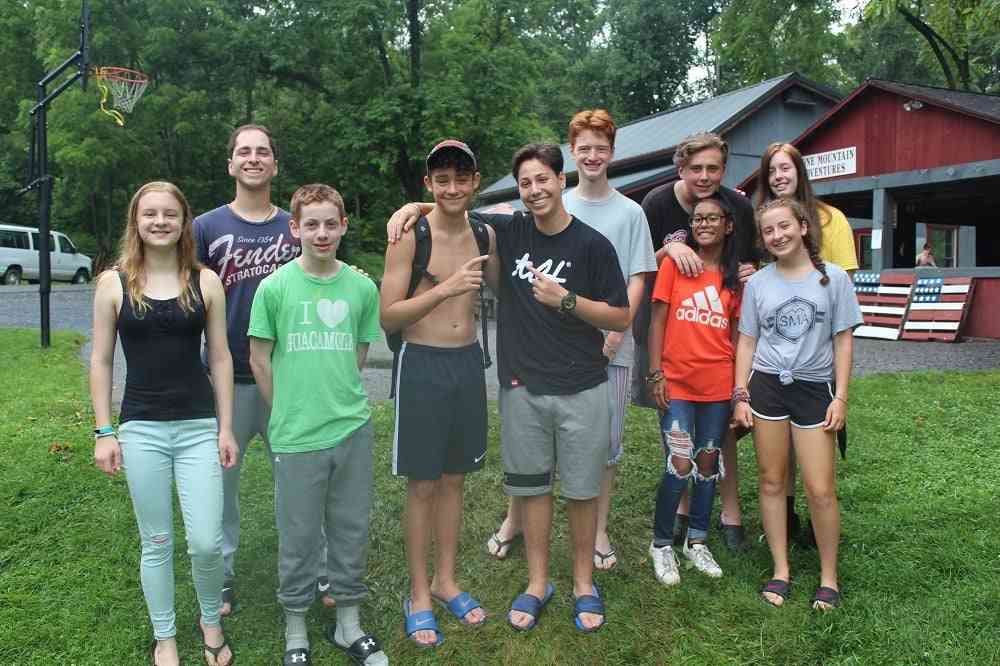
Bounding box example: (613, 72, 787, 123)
(93, 67, 149, 127)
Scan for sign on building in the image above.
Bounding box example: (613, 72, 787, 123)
(803, 146, 857, 181)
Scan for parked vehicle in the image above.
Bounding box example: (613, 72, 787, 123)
(0, 224, 93, 285)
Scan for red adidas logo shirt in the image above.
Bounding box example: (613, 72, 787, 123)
(651, 261, 741, 402)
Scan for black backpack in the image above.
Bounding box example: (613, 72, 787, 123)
(388, 215, 493, 398)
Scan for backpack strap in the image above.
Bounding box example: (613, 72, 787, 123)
(390, 217, 434, 399)
(468, 214, 493, 369)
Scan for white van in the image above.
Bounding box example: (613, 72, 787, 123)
(0, 224, 93, 285)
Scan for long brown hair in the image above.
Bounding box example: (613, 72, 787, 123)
(756, 142, 824, 250)
(116, 181, 203, 316)
(755, 198, 829, 286)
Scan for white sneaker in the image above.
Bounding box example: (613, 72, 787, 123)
(683, 542, 723, 578)
(649, 542, 681, 586)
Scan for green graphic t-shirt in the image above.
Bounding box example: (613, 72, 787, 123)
(248, 260, 381, 453)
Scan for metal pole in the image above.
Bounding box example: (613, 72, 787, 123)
(37, 83, 51, 348)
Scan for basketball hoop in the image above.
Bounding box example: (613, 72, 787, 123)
(93, 66, 149, 127)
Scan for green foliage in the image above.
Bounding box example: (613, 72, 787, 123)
(711, 0, 849, 93)
(3, 329, 1000, 663)
(863, 0, 1000, 92)
(839, 11, 946, 86)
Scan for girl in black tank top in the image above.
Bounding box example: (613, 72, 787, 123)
(89, 182, 237, 665)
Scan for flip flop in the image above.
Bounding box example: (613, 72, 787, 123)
(317, 576, 336, 608)
(402, 598, 443, 648)
(325, 624, 385, 665)
(593, 547, 618, 571)
(761, 579, 791, 607)
(572, 584, 606, 633)
(486, 530, 521, 560)
(220, 582, 237, 616)
(507, 582, 555, 632)
(811, 586, 841, 611)
(432, 591, 486, 626)
(195, 617, 234, 666)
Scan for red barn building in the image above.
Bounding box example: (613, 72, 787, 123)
(741, 79, 1000, 339)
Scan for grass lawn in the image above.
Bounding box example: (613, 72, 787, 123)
(2, 328, 999, 665)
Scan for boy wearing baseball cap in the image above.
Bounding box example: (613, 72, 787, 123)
(380, 140, 494, 646)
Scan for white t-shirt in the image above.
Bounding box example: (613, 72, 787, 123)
(563, 188, 657, 368)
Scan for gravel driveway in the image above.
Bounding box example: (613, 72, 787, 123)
(2, 285, 997, 411)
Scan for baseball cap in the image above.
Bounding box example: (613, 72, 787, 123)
(426, 139, 477, 171)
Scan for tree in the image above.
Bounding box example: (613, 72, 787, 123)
(864, 0, 1000, 92)
(839, 11, 945, 87)
(711, 0, 847, 93)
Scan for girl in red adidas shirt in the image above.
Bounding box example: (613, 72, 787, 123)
(646, 194, 741, 586)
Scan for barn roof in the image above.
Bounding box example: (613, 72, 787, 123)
(480, 72, 841, 199)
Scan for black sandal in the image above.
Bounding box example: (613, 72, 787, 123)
(196, 617, 234, 666)
(326, 624, 384, 664)
(718, 522, 748, 552)
(761, 579, 791, 607)
(811, 586, 841, 611)
(220, 582, 237, 616)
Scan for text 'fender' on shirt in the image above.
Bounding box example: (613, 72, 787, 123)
(208, 232, 301, 288)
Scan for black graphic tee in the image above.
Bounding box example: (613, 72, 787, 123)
(641, 182, 757, 263)
(476, 211, 628, 395)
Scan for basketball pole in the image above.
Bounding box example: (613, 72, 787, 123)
(25, 1, 90, 348)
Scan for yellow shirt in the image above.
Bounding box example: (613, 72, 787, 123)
(818, 202, 858, 271)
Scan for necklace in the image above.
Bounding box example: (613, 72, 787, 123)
(230, 203, 276, 223)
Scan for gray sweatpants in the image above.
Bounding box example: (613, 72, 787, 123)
(226, 383, 326, 583)
(223, 382, 273, 580)
(274, 420, 374, 612)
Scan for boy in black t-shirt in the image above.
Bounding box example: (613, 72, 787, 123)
(490, 144, 628, 633)
(636, 132, 757, 553)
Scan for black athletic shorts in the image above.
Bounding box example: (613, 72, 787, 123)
(392, 341, 488, 480)
(748, 370, 835, 429)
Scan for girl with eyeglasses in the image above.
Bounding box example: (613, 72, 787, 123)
(646, 194, 742, 586)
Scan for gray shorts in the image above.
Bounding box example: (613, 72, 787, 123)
(607, 365, 631, 465)
(500, 382, 611, 500)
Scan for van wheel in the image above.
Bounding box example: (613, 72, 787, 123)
(3, 268, 21, 285)
(71, 269, 91, 284)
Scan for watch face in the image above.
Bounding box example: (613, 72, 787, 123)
(560, 292, 576, 313)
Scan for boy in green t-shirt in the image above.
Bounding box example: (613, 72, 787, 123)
(248, 184, 386, 666)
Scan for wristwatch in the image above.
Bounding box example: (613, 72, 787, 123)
(559, 291, 577, 314)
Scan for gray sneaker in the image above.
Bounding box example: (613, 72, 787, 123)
(649, 542, 681, 586)
(683, 542, 723, 578)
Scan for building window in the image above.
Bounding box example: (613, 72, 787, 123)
(855, 230, 872, 270)
(926, 225, 957, 268)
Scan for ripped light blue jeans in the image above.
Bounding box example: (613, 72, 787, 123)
(653, 400, 729, 544)
(119, 418, 224, 639)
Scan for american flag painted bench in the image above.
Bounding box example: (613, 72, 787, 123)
(852, 271, 915, 341)
(901, 276, 976, 342)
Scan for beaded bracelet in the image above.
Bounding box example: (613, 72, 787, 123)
(645, 370, 665, 385)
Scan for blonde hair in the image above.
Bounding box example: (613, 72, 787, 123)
(116, 181, 203, 316)
(755, 198, 829, 286)
(673, 133, 729, 168)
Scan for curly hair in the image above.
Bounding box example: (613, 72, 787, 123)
(687, 195, 740, 293)
(755, 198, 829, 286)
(568, 109, 616, 150)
